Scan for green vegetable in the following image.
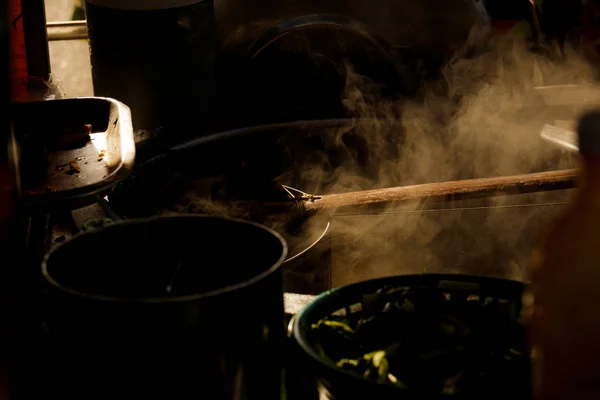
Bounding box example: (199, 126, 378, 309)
(312, 320, 355, 334)
(309, 285, 530, 397)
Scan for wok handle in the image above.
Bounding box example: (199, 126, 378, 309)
(303, 169, 579, 213)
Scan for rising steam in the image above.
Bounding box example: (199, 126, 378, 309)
(312, 36, 597, 286)
(168, 29, 599, 290)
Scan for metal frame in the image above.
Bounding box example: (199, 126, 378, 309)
(47, 20, 87, 41)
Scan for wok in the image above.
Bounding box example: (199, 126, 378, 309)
(105, 119, 400, 294)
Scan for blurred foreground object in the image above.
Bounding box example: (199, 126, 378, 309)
(526, 110, 600, 399)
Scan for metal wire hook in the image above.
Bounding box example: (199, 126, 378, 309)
(281, 185, 321, 216)
(281, 185, 321, 202)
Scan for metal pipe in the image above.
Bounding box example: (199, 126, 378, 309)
(47, 20, 88, 41)
(22, 0, 50, 78)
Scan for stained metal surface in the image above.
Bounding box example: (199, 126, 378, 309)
(14, 97, 135, 211)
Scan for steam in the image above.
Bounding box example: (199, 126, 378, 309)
(319, 37, 596, 286)
(168, 30, 599, 289)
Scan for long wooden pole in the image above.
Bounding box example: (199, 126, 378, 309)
(302, 169, 579, 213)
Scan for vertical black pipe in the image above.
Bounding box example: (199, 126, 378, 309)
(21, 0, 50, 80)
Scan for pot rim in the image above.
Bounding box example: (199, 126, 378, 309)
(42, 215, 288, 304)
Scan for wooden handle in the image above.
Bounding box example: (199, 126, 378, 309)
(303, 169, 579, 213)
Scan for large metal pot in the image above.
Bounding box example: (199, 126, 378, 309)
(41, 215, 287, 400)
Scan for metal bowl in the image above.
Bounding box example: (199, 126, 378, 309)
(292, 274, 529, 400)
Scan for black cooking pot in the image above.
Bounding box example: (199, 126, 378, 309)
(105, 119, 404, 294)
(41, 215, 287, 400)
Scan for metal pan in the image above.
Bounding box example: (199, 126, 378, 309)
(13, 97, 135, 212)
